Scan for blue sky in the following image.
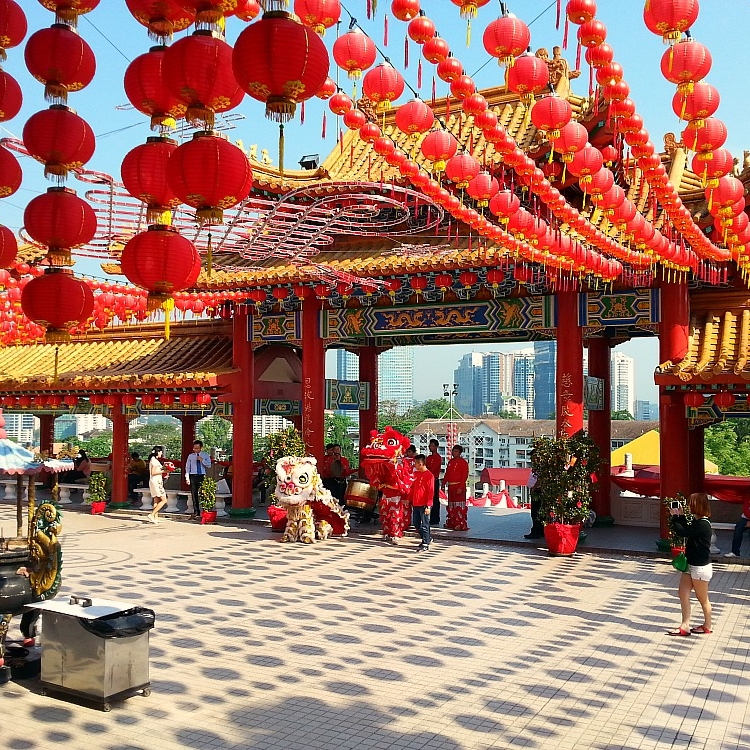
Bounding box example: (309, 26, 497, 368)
(6, 1, 750, 402)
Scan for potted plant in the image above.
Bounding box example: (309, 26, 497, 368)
(664, 492, 690, 557)
(199, 476, 218, 524)
(531, 430, 601, 556)
(87, 472, 108, 515)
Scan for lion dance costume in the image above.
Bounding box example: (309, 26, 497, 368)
(360, 427, 415, 543)
(274, 456, 350, 544)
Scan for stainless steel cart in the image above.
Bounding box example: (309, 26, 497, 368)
(25, 596, 155, 711)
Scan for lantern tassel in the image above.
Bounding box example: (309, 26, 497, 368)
(556, 0, 561, 29)
(563, 17, 569, 49)
(417, 60, 422, 89)
(163, 297, 174, 341)
(54, 346, 59, 382)
(404, 36, 409, 69)
(206, 232, 213, 279)
(279, 123, 285, 175)
(300, 100, 305, 125)
(466, 19, 471, 48)
(384, 14, 388, 46)
(322, 111, 327, 139)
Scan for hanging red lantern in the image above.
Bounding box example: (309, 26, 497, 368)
(0, 69, 22, 122)
(434, 272, 453, 290)
(174, 0, 238, 25)
(601, 80, 629, 102)
(407, 12, 435, 44)
(316, 76, 336, 99)
(362, 64, 405, 112)
(449, 74, 476, 101)
(358, 121, 381, 143)
(672, 82, 719, 127)
(0, 144, 21, 197)
(124, 46, 187, 131)
(159, 393, 175, 406)
(163, 30, 243, 128)
(422, 34, 450, 64)
(233, 11, 329, 122)
(373, 136, 395, 158)
(485, 268, 505, 287)
(566, 0, 597, 24)
(488, 189, 520, 220)
(24, 187, 97, 266)
(577, 19, 607, 48)
(568, 146, 603, 182)
(166, 130, 252, 224)
(342, 108, 366, 130)
(451, 0, 489, 19)
(466, 172, 499, 207)
(462, 93, 488, 118)
(409, 275, 428, 295)
(482, 15, 530, 67)
(121, 137, 181, 225)
(420, 130, 458, 170)
(122, 394, 138, 407)
(0, 225, 17, 268)
(507, 54, 550, 108)
(328, 90, 352, 115)
(530, 96, 572, 141)
(37, 1, 99, 27)
(125, 1, 196, 41)
(21, 268, 94, 343)
(24, 23, 96, 104)
(706, 175, 744, 210)
(177, 392, 194, 405)
(437, 55, 463, 83)
(18, 395, 31, 408)
(120, 225, 201, 311)
(458, 270, 478, 287)
(394, 98, 434, 135)
(22, 105, 95, 180)
(63, 394, 78, 407)
(445, 153, 480, 189)
(391, 0, 420, 22)
(660, 40, 711, 95)
(644, 0, 699, 44)
(474, 109, 498, 131)
(196, 392, 212, 406)
(332, 28, 376, 79)
(585, 42, 614, 69)
(0, 0, 27, 61)
(552, 120, 588, 162)
(293, 0, 341, 35)
(141, 394, 156, 407)
(596, 60, 623, 85)
(691, 148, 733, 188)
(683, 392, 703, 408)
(234, 0, 260, 21)
(599, 144, 618, 166)
(713, 391, 736, 409)
(682, 117, 727, 154)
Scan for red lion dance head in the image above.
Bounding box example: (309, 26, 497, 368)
(360, 426, 413, 496)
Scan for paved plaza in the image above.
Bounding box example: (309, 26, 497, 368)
(2, 504, 750, 750)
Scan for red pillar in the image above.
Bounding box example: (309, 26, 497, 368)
(556, 289, 584, 437)
(229, 306, 255, 517)
(38, 413, 54, 455)
(180, 415, 197, 490)
(302, 297, 325, 462)
(110, 398, 130, 508)
(587, 337, 612, 521)
(359, 342, 379, 454)
(659, 280, 690, 541)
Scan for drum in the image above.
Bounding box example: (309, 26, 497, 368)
(344, 479, 378, 511)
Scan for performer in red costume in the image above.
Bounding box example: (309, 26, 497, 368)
(360, 426, 415, 544)
(442, 445, 469, 530)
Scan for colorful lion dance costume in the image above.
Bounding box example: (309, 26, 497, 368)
(360, 426, 415, 543)
(274, 456, 350, 543)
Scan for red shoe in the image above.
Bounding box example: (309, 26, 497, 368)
(667, 628, 691, 637)
(690, 625, 712, 634)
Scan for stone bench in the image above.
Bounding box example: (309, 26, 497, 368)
(133, 487, 181, 513)
(57, 483, 89, 505)
(176, 490, 231, 517)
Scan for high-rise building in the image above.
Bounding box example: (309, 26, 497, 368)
(500, 395, 528, 420)
(533, 341, 556, 420)
(378, 346, 415, 414)
(611, 352, 636, 416)
(253, 415, 291, 436)
(513, 350, 535, 419)
(634, 400, 656, 421)
(454, 352, 485, 415)
(335, 348, 359, 381)
(482, 352, 514, 414)
(4, 413, 37, 445)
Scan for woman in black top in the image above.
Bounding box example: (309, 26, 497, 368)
(668, 492, 713, 636)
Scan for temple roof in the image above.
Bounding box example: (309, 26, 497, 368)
(0, 320, 235, 393)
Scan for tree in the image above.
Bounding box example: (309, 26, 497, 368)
(129, 420, 182, 459)
(705, 421, 750, 476)
(325, 413, 356, 462)
(197, 416, 232, 454)
(377, 397, 452, 436)
(611, 410, 635, 420)
(70, 433, 113, 458)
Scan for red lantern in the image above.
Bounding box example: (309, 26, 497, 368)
(141, 394, 156, 407)
(234, 0, 260, 21)
(466, 172, 499, 207)
(373, 136, 395, 158)
(342, 108, 366, 130)
(159, 393, 175, 406)
(120, 225, 201, 309)
(553, 121, 588, 162)
(567, 146, 603, 181)
(358, 122, 380, 143)
(122, 394, 137, 407)
(294, 0, 340, 35)
(63, 394, 78, 407)
(445, 153, 480, 188)
(706, 175, 744, 210)
(37, 1, 99, 27)
(577, 19, 607, 48)
(174, 0, 238, 24)
(0, 69, 22, 122)
(407, 13, 435, 44)
(683, 392, 703, 408)
(660, 40, 711, 94)
(566, 0, 597, 24)
(332, 28, 376, 79)
(434, 272, 453, 290)
(0, 144, 21, 198)
(482, 15, 530, 66)
(409, 275, 428, 294)
(22, 105, 95, 180)
(449, 74, 476, 101)
(394, 98, 434, 135)
(178, 392, 195, 405)
(18, 396, 31, 408)
(163, 30, 244, 128)
(507, 54, 550, 107)
(196, 392, 212, 406)
(713, 391, 736, 409)
(0, 225, 17, 268)
(458, 270, 478, 287)
(124, 46, 187, 131)
(672, 82, 719, 126)
(0, 0, 27, 60)
(682, 118, 727, 154)
(21, 268, 94, 343)
(422, 34, 450, 64)
(531, 96, 572, 140)
(488, 189, 520, 219)
(362, 64, 405, 112)
(474, 109, 498, 131)
(166, 131, 252, 224)
(645, 0, 699, 44)
(436, 55, 463, 83)
(24, 23, 96, 104)
(125, 1, 196, 41)
(486, 268, 505, 287)
(24, 187, 97, 266)
(691, 148, 733, 188)
(585, 42, 614, 69)
(328, 90, 352, 115)
(121, 137, 181, 224)
(451, 0, 489, 19)
(316, 76, 336, 99)
(391, 0, 420, 22)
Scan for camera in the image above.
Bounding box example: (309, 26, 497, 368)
(670, 501, 681, 509)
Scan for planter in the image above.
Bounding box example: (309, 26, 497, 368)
(544, 522, 581, 556)
(201, 510, 217, 525)
(267, 505, 288, 531)
(90, 501, 107, 515)
(670, 546, 686, 559)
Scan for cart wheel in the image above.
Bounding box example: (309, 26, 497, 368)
(102, 702, 111, 712)
(142, 688, 151, 697)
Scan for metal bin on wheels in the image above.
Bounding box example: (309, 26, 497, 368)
(25, 596, 155, 711)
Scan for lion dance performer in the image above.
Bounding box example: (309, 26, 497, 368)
(443, 445, 470, 531)
(360, 427, 415, 544)
(274, 456, 349, 544)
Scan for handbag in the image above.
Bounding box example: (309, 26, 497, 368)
(672, 552, 689, 572)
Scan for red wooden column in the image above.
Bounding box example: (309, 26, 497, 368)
(556, 289, 584, 437)
(659, 280, 690, 541)
(38, 413, 54, 456)
(179, 415, 197, 490)
(229, 305, 255, 517)
(302, 296, 325, 462)
(110, 397, 130, 508)
(587, 336, 612, 521)
(358, 342, 379, 452)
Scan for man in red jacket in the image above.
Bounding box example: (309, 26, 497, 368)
(425, 439, 443, 526)
(725, 495, 750, 557)
(409, 454, 434, 551)
(442, 445, 469, 531)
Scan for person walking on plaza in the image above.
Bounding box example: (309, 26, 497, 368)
(724, 494, 750, 558)
(409, 454, 434, 551)
(442, 445, 469, 531)
(426, 439, 442, 526)
(668, 492, 713, 636)
(147, 445, 168, 524)
(185, 440, 211, 519)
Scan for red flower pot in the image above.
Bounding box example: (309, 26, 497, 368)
(267, 505, 288, 531)
(544, 522, 581, 556)
(90, 501, 106, 515)
(201, 510, 217, 525)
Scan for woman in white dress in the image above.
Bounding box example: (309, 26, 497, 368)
(147, 445, 168, 524)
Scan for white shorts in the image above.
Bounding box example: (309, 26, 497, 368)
(689, 563, 713, 582)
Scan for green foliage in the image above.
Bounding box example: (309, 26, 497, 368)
(87, 472, 108, 505)
(611, 410, 635, 420)
(70, 433, 113, 458)
(663, 492, 691, 548)
(128, 421, 182, 460)
(705, 420, 750, 475)
(325, 413, 356, 463)
(377, 397, 452, 436)
(258, 427, 308, 490)
(199, 476, 217, 511)
(531, 430, 601, 525)
(197, 416, 232, 454)
(495, 410, 518, 419)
